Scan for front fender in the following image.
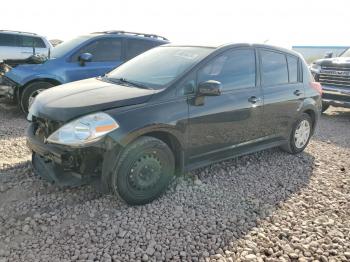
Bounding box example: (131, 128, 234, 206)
(108, 123, 186, 149)
(21, 74, 64, 87)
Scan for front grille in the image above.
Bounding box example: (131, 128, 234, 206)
(319, 66, 350, 88)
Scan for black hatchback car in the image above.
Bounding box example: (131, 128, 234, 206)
(27, 43, 322, 205)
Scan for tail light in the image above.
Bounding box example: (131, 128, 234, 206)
(310, 81, 322, 95)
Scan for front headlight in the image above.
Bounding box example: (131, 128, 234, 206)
(47, 112, 119, 146)
(310, 63, 321, 72)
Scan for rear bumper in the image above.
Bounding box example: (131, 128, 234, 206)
(322, 85, 350, 108)
(26, 124, 106, 186)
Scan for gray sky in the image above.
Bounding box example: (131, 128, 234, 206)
(2, 0, 349, 48)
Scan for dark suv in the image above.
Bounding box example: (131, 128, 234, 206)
(27, 43, 322, 205)
(310, 48, 350, 111)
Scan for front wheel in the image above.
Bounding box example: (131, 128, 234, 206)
(281, 113, 313, 154)
(20, 81, 55, 114)
(110, 136, 175, 205)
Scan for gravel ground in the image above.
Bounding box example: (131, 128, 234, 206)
(0, 101, 349, 262)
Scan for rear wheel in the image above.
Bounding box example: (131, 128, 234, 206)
(20, 81, 55, 114)
(281, 113, 313, 154)
(110, 136, 175, 205)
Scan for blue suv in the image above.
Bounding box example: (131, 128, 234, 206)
(0, 31, 169, 112)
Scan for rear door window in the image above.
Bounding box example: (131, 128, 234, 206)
(198, 48, 256, 91)
(0, 33, 17, 47)
(71, 38, 122, 62)
(126, 39, 159, 60)
(287, 55, 299, 83)
(260, 50, 289, 86)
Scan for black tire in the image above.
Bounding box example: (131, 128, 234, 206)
(281, 113, 313, 154)
(20, 81, 55, 114)
(110, 136, 175, 205)
(321, 102, 330, 113)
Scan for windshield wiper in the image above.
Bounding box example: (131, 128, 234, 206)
(109, 77, 152, 89)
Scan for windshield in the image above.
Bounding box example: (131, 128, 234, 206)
(340, 48, 350, 57)
(107, 46, 213, 89)
(50, 35, 92, 58)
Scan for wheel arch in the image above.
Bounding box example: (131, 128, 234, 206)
(301, 107, 318, 134)
(17, 78, 62, 101)
(300, 98, 320, 133)
(115, 126, 185, 175)
(141, 131, 185, 175)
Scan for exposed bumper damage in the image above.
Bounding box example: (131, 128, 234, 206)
(27, 123, 121, 187)
(0, 62, 13, 97)
(0, 63, 18, 99)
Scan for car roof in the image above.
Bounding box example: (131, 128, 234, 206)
(90, 30, 169, 43)
(0, 30, 42, 37)
(162, 43, 301, 57)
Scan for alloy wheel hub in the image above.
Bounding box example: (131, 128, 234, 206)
(294, 120, 311, 149)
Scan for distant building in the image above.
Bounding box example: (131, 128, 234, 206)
(292, 46, 349, 64)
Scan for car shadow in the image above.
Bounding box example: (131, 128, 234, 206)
(175, 149, 314, 253)
(0, 147, 315, 260)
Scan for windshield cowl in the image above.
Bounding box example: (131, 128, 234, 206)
(103, 77, 152, 90)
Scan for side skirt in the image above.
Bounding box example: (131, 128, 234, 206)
(184, 137, 286, 172)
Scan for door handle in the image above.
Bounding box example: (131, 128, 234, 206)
(294, 90, 302, 96)
(248, 96, 261, 104)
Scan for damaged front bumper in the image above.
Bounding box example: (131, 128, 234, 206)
(26, 123, 119, 187)
(0, 62, 15, 98)
(0, 75, 17, 100)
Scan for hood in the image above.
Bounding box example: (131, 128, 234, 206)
(314, 57, 350, 68)
(29, 77, 159, 122)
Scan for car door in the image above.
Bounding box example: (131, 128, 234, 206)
(187, 48, 264, 164)
(259, 49, 304, 138)
(64, 38, 124, 82)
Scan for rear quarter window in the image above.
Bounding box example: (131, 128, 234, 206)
(260, 50, 289, 86)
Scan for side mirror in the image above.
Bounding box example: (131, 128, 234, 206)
(197, 80, 222, 96)
(324, 52, 333, 59)
(78, 53, 93, 66)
